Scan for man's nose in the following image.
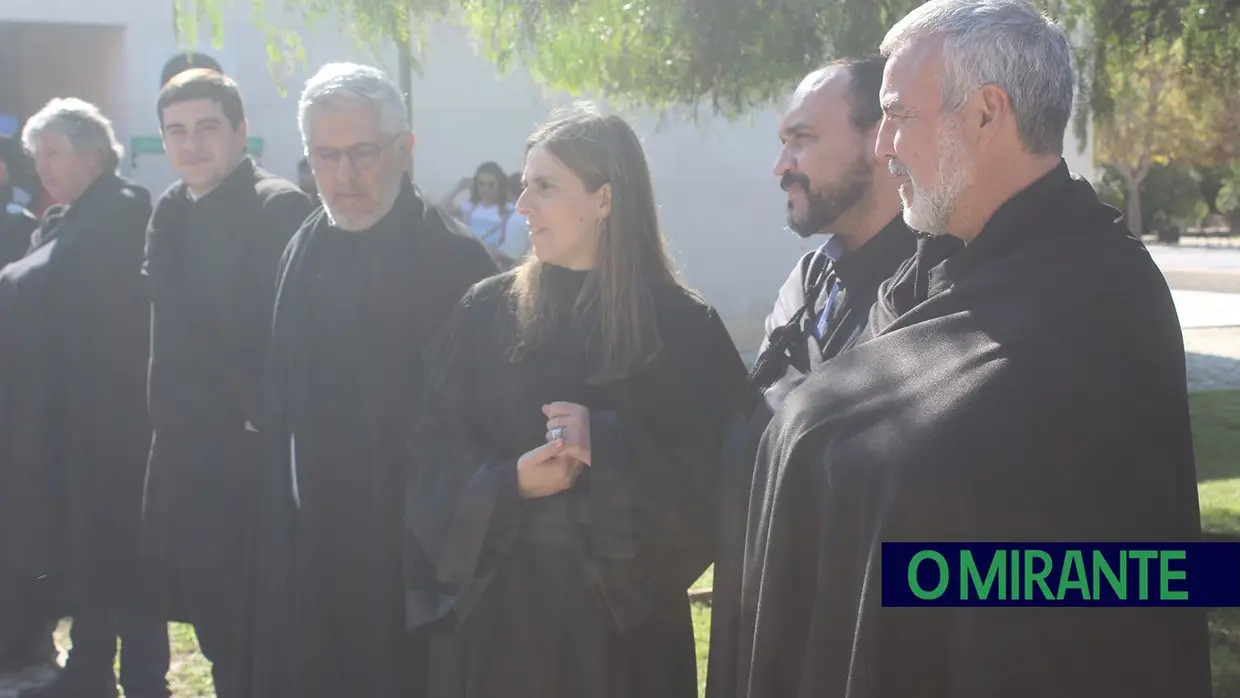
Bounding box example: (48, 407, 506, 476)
(773, 150, 795, 178)
(875, 116, 895, 161)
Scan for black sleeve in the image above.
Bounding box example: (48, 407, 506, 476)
(403, 284, 521, 632)
(578, 306, 748, 629)
(143, 193, 190, 427)
(410, 211, 499, 345)
(240, 189, 314, 427)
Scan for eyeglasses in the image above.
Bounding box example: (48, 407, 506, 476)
(309, 131, 406, 172)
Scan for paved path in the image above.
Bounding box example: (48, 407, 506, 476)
(1171, 290, 1240, 330)
(1155, 247, 1240, 391)
(1149, 243, 1240, 273)
(1184, 327, 1240, 393)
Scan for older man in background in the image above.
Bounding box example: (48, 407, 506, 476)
(0, 135, 38, 267)
(0, 98, 170, 698)
(238, 63, 496, 698)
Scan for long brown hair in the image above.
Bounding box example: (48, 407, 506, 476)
(508, 103, 682, 384)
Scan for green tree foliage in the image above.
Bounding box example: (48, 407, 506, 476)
(1091, 33, 1240, 234)
(172, 0, 1238, 125)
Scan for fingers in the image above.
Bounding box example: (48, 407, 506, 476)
(549, 455, 585, 482)
(542, 402, 582, 418)
(524, 438, 566, 465)
(559, 442, 591, 466)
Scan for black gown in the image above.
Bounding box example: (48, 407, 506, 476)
(734, 161, 1212, 698)
(707, 218, 918, 698)
(404, 266, 748, 698)
(142, 157, 313, 581)
(0, 174, 154, 619)
(238, 178, 497, 698)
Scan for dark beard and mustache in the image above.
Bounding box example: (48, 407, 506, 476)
(782, 155, 872, 238)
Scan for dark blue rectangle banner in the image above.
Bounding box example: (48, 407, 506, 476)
(881, 542, 1240, 607)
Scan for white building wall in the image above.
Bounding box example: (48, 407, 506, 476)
(1, 0, 1098, 355)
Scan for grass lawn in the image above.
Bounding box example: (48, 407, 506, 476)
(1193, 390, 1240, 697)
(53, 390, 1240, 697)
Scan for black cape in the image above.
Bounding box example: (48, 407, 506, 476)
(0, 203, 37, 269)
(733, 161, 1211, 698)
(238, 178, 497, 698)
(142, 157, 313, 582)
(707, 218, 917, 698)
(0, 173, 154, 619)
(403, 266, 748, 698)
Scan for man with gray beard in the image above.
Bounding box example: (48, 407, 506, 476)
(707, 55, 915, 698)
(732, 1, 1210, 697)
(237, 63, 496, 698)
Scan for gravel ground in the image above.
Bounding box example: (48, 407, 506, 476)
(1184, 327, 1240, 393)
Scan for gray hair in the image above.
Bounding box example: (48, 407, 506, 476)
(21, 97, 123, 173)
(880, 0, 1075, 155)
(297, 62, 408, 148)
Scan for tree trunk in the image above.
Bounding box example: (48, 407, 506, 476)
(1120, 168, 1145, 237)
(1197, 166, 1225, 217)
(1126, 180, 1144, 237)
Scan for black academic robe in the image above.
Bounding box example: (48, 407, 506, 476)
(404, 266, 749, 698)
(707, 218, 917, 698)
(0, 173, 155, 620)
(733, 161, 1211, 698)
(142, 158, 313, 584)
(238, 178, 497, 698)
(0, 203, 37, 269)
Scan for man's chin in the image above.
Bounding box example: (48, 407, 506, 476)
(787, 217, 818, 239)
(324, 206, 377, 232)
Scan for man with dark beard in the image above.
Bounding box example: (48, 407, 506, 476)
(735, 1, 1211, 697)
(705, 56, 915, 698)
(238, 63, 497, 698)
(751, 55, 918, 397)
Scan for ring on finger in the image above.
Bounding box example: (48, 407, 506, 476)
(547, 426, 566, 442)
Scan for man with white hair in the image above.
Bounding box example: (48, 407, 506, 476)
(238, 63, 496, 698)
(733, 2, 1211, 697)
(0, 98, 171, 698)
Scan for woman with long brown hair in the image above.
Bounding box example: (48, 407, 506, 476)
(404, 103, 747, 697)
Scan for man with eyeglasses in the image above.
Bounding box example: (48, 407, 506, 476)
(236, 63, 497, 698)
(141, 67, 313, 698)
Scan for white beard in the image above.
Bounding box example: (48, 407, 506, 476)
(901, 118, 970, 234)
(323, 175, 403, 232)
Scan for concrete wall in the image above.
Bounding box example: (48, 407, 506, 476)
(0, 0, 1099, 355)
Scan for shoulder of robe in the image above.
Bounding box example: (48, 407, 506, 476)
(252, 170, 310, 207)
(653, 282, 719, 325)
(109, 181, 153, 224)
(148, 181, 188, 231)
(415, 201, 499, 277)
(107, 182, 154, 236)
(461, 268, 516, 307)
(283, 209, 324, 255)
(421, 201, 485, 247)
(651, 283, 740, 358)
(117, 180, 152, 207)
(256, 185, 315, 237)
(153, 179, 187, 208)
